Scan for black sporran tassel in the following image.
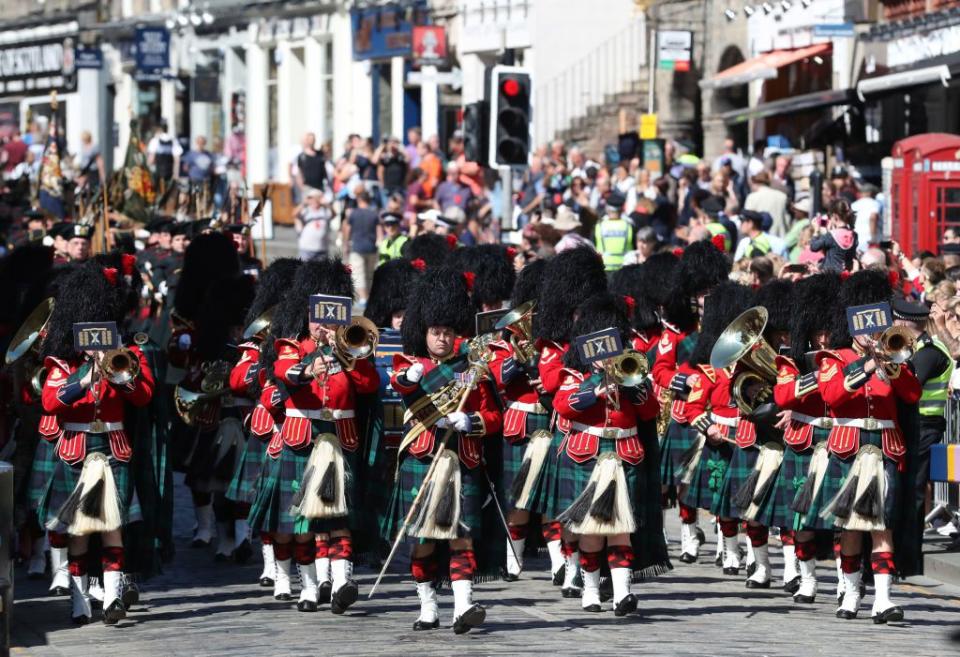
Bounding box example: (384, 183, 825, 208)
(791, 475, 817, 514)
(733, 468, 761, 510)
(55, 484, 84, 527)
(79, 479, 105, 518)
(558, 481, 596, 525)
(510, 457, 532, 504)
(214, 444, 237, 481)
(751, 472, 776, 506)
(852, 475, 881, 520)
(435, 479, 456, 528)
(677, 439, 701, 472)
(831, 475, 859, 519)
(409, 480, 434, 533)
(290, 466, 314, 508)
(589, 479, 617, 523)
(318, 465, 337, 503)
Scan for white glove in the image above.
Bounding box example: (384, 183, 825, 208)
(405, 362, 424, 383)
(435, 417, 450, 429)
(177, 333, 192, 350)
(449, 411, 471, 433)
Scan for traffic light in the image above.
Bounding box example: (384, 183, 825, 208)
(489, 66, 531, 167)
(462, 100, 488, 164)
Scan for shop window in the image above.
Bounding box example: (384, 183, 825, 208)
(322, 41, 334, 147)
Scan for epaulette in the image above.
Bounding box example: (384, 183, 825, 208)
(559, 367, 585, 383)
(488, 339, 511, 352)
(662, 320, 681, 334)
(814, 349, 843, 366)
(696, 364, 717, 383)
(238, 341, 260, 352)
(775, 355, 797, 384)
(43, 356, 70, 376)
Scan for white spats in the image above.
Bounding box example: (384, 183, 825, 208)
(782, 544, 799, 586)
(872, 573, 897, 616)
(416, 581, 439, 624)
(722, 535, 741, 570)
(796, 558, 818, 600)
(88, 577, 104, 602)
(506, 535, 525, 578)
(835, 557, 845, 601)
(215, 521, 233, 558)
(194, 504, 214, 544)
(331, 557, 352, 592)
(102, 570, 122, 609)
(562, 549, 582, 591)
(610, 566, 632, 605)
(49, 546, 70, 592)
(746, 544, 771, 586)
(316, 554, 331, 586)
(581, 568, 602, 609)
(838, 570, 862, 616)
(546, 539, 564, 575)
(274, 559, 292, 599)
(680, 522, 701, 560)
(451, 579, 474, 618)
(260, 542, 276, 582)
(71, 574, 92, 620)
(297, 562, 319, 603)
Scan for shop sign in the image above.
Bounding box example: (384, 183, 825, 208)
(412, 26, 447, 67)
(75, 44, 103, 70)
(134, 27, 170, 80)
(0, 37, 76, 95)
(813, 23, 855, 38)
(351, 1, 430, 61)
(658, 30, 692, 71)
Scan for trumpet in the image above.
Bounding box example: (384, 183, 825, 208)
(601, 349, 650, 410)
(875, 325, 915, 365)
(332, 317, 379, 371)
(99, 348, 141, 386)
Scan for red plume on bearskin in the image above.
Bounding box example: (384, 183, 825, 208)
(622, 295, 636, 316)
(343, 263, 353, 274)
(672, 247, 684, 258)
(120, 253, 137, 278)
(506, 246, 518, 260)
(410, 258, 427, 272)
(463, 271, 476, 292)
(711, 234, 726, 252)
(840, 270, 851, 281)
(102, 268, 118, 287)
(887, 269, 900, 288)
(445, 234, 459, 250)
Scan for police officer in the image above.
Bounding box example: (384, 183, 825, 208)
(378, 212, 408, 265)
(595, 191, 632, 273)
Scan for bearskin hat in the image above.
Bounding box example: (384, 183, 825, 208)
(533, 247, 607, 343)
(173, 232, 240, 322)
(510, 258, 548, 308)
(609, 264, 660, 333)
(754, 279, 794, 339)
(0, 243, 54, 329)
(460, 244, 517, 311)
(273, 257, 355, 340)
(689, 280, 755, 367)
(364, 258, 422, 328)
(639, 251, 680, 309)
(401, 266, 473, 357)
(42, 262, 134, 361)
(562, 293, 631, 371)
(402, 232, 454, 268)
(196, 274, 256, 360)
(790, 272, 842, 364)
(664, 241, 730, 331)
(244, 258, 302, 328)
(829, 269, 893, 349)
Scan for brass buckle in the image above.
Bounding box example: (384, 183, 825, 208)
(603, 428, 618, 440)
(864, 418, 878, 431)
(821, 418, 833, 429)
(89, 419, 107, 434)
(321, 409, 334, 421)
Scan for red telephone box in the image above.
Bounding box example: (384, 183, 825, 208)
(890, 134, 960, 255)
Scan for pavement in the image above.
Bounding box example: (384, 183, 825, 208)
(10, 473, 960, 657)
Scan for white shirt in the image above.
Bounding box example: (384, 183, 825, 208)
(147, 133, 183, 157)
(851, 197, 881, 253)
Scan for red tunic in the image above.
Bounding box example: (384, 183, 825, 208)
(488, 339, 545, 442)
(272, 337, 379, 455)
(42, 348, 155, 464)
(684, 365, 746, 444)
(816, 348, 921, 463)
(773, 355, 830, 451)
(553, 368, 658, 465)
(651, 326, 695, 423)
(391, 354, 502, 469)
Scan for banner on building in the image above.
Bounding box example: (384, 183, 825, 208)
(134, 27, 170, 81)
(75, 45, 104, 70)
(0, 36, 77, 95)
(412, 26, 447, 67)
(351, 1, 430, 61)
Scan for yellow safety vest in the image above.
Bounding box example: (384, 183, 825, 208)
(595, 218, 633, 272)
(378, 234, 408, 265)
(919, 336, 954, 417)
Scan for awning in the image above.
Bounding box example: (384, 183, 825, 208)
(856, 64, 952, 101)
(700, 43, 832, 90)
(719, 88, 855, 125)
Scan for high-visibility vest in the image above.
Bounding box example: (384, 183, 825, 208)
(378, 234, 408, 264)
(742, 233, 772, 258)
(595, 217, 633, 272)
(919, 336, 954, 417)
(706, 222, 732, 252)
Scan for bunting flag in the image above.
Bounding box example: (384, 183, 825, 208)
(117, 119, 156, 223)
(38, 105, 66, 219)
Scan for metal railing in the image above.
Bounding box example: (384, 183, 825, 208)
(928, 396, 960, 527)
(534, 16, 647, 147)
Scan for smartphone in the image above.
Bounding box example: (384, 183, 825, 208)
(879, 240, 894, 250)
(782, 263, 806, 275)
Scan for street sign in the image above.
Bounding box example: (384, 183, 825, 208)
(658, 30, 692, 72)
(640, 113, 658, 140)
(406, 67, 462, 89)
(75, 45, 103, 70)
(134, 27, 170, 81)
(813, 23, 855, 38)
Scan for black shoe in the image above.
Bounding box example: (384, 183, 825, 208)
(102, 600, 126, 625)
(714, 553, 723, 567)
(552, 566, 564, 586)
(872, 606, 904, 624)
(793, 593, 816, 604)
(561, 587, 582, 599)
(783, 576, 801, 595)
(722, 567, 740, 576)
(318, 581, 332, 605)
(233, 540, 253, 565)
(274, 592, 292, 601)
(614, 594, 638, 617)
(72, 614, 90, 626)
(501, 566, 520, 582)
(214, 552, 229, 563)
(259, 576, 274, 588)
(191, 538, 210, 549)
(599, 578, 613, 603)
(297, 599, 318, 612)
(835, 608, 858, 620)
(121, 583, 140, 610)
(583, 603, 603, 613)
(413, 618, 440, 631)
(51, 586, 70, 596)
(27, 572, 45, 581)
(678, 552, 697, 564)
(453, 604, 486, 634)
(745, 578, 771, 589)
(331, 580, 358, 614)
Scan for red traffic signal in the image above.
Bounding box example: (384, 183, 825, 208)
(502, 78, 521, 97)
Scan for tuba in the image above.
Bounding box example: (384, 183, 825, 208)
(710, 307, 779, 415)
(242, 305, 275, 342)
(333, 317, 379, 370)
(6, 298, 55, 399)
(494, 300, 536, 364)
(174, 360, 231, 426)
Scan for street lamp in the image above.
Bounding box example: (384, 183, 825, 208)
(725, 8, 737, 20)
(743, 4, 756, 16)
(780, 0, 792, 10)
(761, 2, 774, 14)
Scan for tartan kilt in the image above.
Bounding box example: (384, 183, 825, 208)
(248, 419, 360, 535)
(678, 441, 733, 513)
(659, 420, 694, 488)
(225, 432, 269, 505)
(801, 430, 899, 531)
(714, 445, 760, 518)
(367, 437, 401, 547)
(528, 428, 566, 519)
(36, 434, 142, 530)
(555, 441, 642, 518)
(755, 428, 830, 529)
(182, 425, 216, 490)
(27, 438, 59, 512)
(502, 411, 552, 513)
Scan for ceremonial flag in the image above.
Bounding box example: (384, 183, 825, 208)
(38, 106, 65, 219)
(118, 119, 156, 223)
